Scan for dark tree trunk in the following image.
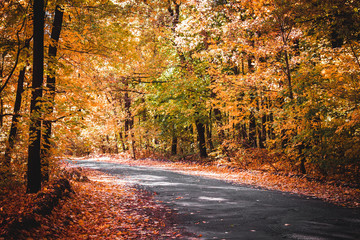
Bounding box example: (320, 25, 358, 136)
(258, 96, 266, 148)
(0, 96, 3, 128)
(260, 113, 267, 148)
(206, 123, 214, 151)
(171, 134, 177, 155)
(248, 111, 256, 148)
(195, 119, 207, 158)
(119, 131, 126, 151)
(42, 5, 64, 182)
(267, 97, 275, 140)
(113, 133, 119, 154)
(247, 43, 256, 148)
(124, 88, 133, 151)
(206, 109, 214, 151)
(123, 81, 135, 157)
(4, 63, 27, 166)
(284, 50, 293, 100)
(299, 143, 307, 174)
(237, 122, 247, 144)
(27, 0, 45, 193)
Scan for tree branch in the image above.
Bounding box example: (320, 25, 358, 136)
(349, 41, 360, 69)
(48, 109, 82, 123)
(0, 19, 31, 94)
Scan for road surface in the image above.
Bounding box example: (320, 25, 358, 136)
(70, 159, 360, 240)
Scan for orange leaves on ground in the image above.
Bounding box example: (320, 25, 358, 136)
(51, 170, 186, 239)
(1, 168, 189, 239)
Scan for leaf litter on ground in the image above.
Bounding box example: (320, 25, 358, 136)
(1, 166, 196, 239)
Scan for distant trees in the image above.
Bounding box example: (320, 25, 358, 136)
(131, 0, 359, 178)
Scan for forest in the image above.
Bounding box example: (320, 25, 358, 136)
(1, 0, 360, 238)
(1, 0, 360, 194)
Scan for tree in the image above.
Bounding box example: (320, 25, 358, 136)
(42, 4, 64, 182)
(4, 37, 31, 168)
(27, 0, 45, 193)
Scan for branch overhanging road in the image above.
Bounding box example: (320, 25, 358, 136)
(69, 159, 360, 240)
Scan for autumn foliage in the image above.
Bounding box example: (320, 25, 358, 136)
(1, 1, 360, 234)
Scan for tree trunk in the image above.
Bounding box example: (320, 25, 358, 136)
(284, 50, 293, 100)
(206, 123, 214, 152)
(195, 119, 207, 158)
(114, 133, 119, 154)
(42, 4, 64, 182)
(260, 113, 267, 148)
(247, 45, 256, 148)
(119, 131, 126, 151)
(124, 88, 133, 151)
(299, 143, 306, 174)
(248, 111, 256, 148)
(4, 64, 26, 166)
(0, 95, 3, 128)
(27, 0, 45, 193)
(123, 80, 135, 156)
(171, 134, 177, 155)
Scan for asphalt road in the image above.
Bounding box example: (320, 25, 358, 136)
(70, 160, 360, 240)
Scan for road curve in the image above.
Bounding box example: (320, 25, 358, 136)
(70, 159, 360, 240)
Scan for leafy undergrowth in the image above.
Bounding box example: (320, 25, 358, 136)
(78, 154, 360, 208)
(1, 167, 195, 239)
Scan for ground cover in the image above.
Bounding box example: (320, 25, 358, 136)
(0, 166, 193, 239)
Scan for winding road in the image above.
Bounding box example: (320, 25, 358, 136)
(70, 159, 360, 240)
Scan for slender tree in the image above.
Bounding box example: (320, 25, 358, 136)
(195, 119, 207, 158)
(4, 38, 30, 167)
(42, 4, 64, 182)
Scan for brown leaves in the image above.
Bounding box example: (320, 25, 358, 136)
(41, 169, 186, 239)
(1, 167, 189, 239)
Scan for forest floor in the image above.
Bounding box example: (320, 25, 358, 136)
(0, 167, 194, 239)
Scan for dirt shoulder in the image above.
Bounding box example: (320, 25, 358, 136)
(77, 155, 360, 208)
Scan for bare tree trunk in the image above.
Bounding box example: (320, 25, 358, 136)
(284, 50, 293, 100)
(171, 133, 177, 155)
(114, 133, 119, 154)
(27, 0, 45, 193)
(0, 95, 3, 128)
(123, 79, 135, 157)
(195, 119, 207, 158)
(206, 113, 214, 151)
(119, 131, 126, 151)
(124, 89, 133, 150)
(4, 64, 26, 166)
(248, 111, 256, 148)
